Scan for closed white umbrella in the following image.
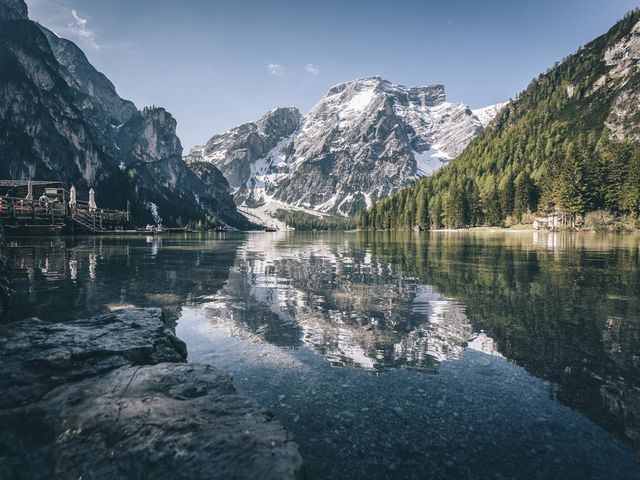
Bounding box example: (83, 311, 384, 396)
(69, 185, 77, 205)
(88, 188, 97, 210)
(26, 180, 32, 200)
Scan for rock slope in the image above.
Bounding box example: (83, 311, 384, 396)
(0, 0, 246, 228)
(0, 308, 302, 479)
(187, 77, 505, 216)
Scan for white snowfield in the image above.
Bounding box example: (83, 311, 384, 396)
(472, 102, 509, 128)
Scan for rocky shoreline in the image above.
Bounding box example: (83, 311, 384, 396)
(0, 308, 303, 479)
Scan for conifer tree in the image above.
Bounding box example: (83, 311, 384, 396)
(416, 189, 429, 229)
(484, 186, 502, 226)
(500, 174, 516, 217)
(556, 143, 590, 215)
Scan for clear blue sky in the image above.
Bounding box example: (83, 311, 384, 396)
(26, 0, 640, 150)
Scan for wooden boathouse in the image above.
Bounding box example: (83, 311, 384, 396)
(0, 180, 130, 234)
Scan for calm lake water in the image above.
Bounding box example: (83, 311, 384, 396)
(5, 231, 640, 479)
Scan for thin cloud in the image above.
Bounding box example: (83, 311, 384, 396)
(69, 9, 99, 49)
(27, 1, 132, 51)
(267, 63, 285, 75)
(305, 63, 320, 75)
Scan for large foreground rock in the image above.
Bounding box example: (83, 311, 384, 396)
(0, 308, 186, 408)
(0, 308, 302, 479)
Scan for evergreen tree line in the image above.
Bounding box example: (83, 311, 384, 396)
(358, 136, 640, 230)
(274, 210, 356, 231)
(358, 10, 640, 231)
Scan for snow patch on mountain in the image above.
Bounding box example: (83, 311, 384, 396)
(415, 146, 451, 177)
(472, 102, 508, 128)
(338, 82, 376, 127)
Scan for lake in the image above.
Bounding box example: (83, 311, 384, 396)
(5, 231, 640, 479)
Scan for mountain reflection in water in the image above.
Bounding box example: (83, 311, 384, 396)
(195, 233, 500, 372)
(5, 234, 239, 325)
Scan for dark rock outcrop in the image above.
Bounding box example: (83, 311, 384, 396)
(0, 308, 302, 479)
(0, 0, 246, 228)
(0, 308, 186, 408)
(0, 0, 26, 20)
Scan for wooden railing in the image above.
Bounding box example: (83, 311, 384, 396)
(0, 196, 65, 223)
(69, 202, 129, 232)
(0, 195, 130, 232)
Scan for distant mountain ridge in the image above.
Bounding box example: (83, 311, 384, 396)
(186, 76, 505, 217)
(0, 0, 247, 228)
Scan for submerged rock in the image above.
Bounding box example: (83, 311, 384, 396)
(0, 308, 302, 479)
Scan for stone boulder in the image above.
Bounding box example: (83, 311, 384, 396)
(0, 308, 186, 408)
(0, 308, 303, 479)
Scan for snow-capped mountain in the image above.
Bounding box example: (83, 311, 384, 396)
(186, 76, 506, 217)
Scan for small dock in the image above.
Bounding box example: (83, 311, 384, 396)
(0, 180, 131, 235)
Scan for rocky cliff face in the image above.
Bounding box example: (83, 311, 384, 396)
(118, 108, 244, 227)
(601, 17, 640, 141)
(0, 0, 246, 228)
(185, 107, 301, 191)
(188, 77, 505, 216)
(39, 26, 137, 126)
(0, 0, 26, 20)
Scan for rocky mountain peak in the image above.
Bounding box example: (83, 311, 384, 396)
(325, 76, 381, 96)
(185, 106, 302, 188)
(257, 106, 301, 132)
(323, 76, 447, 110)
(0, 0, 28, 20)
(189, 76, 505, 218)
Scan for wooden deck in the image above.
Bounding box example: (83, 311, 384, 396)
(0, 180, 131, 235)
